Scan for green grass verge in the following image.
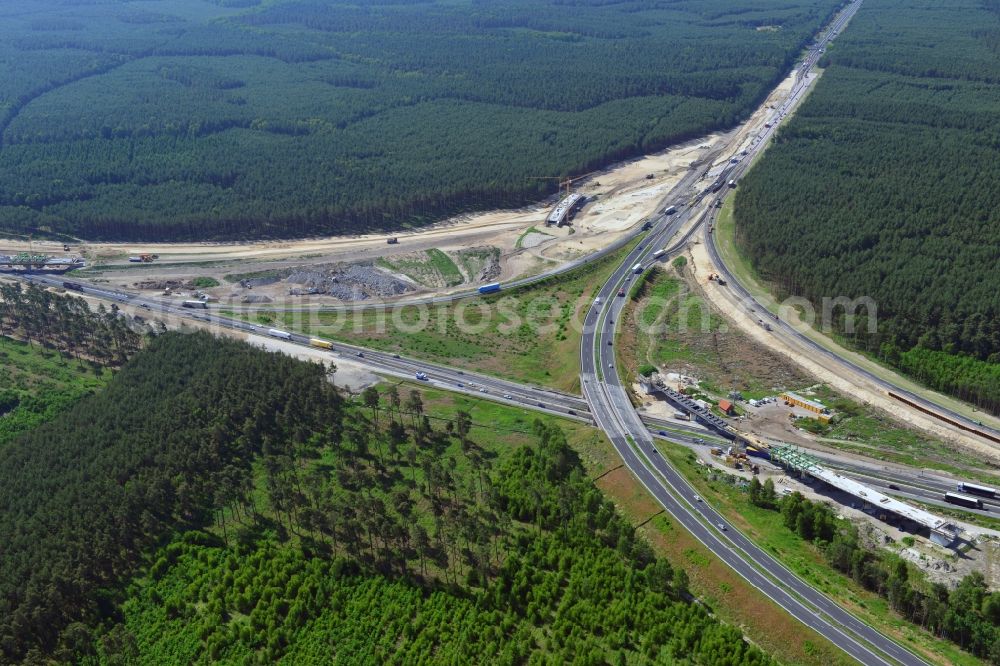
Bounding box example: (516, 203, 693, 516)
(377, 248, 465, 287)
(798, 387, 1000, 483)
(515, 226, 553, 249)
(232, 239, 639, 393)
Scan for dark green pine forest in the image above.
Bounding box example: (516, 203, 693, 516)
(0, 290, 772, 665)
(0, 0, 841, 240)
(733, 0, 1000, 413)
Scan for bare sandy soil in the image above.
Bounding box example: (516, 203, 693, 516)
(691, 444, 1000, 588)
(632, 383, 712, 430)
(248, 336, 379, 392)
(0, 130, 721, 302)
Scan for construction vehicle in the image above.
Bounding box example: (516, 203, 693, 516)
(386, 237, 398, 245)
(529, 172, 594, 200)
(128, 254, 158, 263)
(708, 273, 727, 286)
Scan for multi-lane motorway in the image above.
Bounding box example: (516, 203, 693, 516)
(579, 0, 934, 662)
(581, 197, 931, 666)
(584, 265, 929, 666)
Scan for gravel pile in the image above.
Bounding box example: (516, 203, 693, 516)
(285, 263, 414, 301)
(478, 252, 501, 282)
(340, 264, 413, 297)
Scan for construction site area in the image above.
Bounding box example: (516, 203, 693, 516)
(0, 101, 763, 307)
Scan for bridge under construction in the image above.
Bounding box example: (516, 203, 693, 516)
(770, 445, 961, 546)
(643, 373, 962, 546)
(0, 254, 85, 272)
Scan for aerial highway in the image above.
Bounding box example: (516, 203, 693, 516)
(581, 197, 931, 666)
(0, 1, 950, 661)
(579, 0, 933, 662)
(586, 299, 929, 666)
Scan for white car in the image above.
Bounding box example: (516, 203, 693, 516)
(717, 523, 726, 531)
(694, 495, 702, 502)
(503, 394, 512, 399)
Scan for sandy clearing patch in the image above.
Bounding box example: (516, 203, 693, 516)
(2, 128, 721, 298)
(248, 336, 380, 391)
